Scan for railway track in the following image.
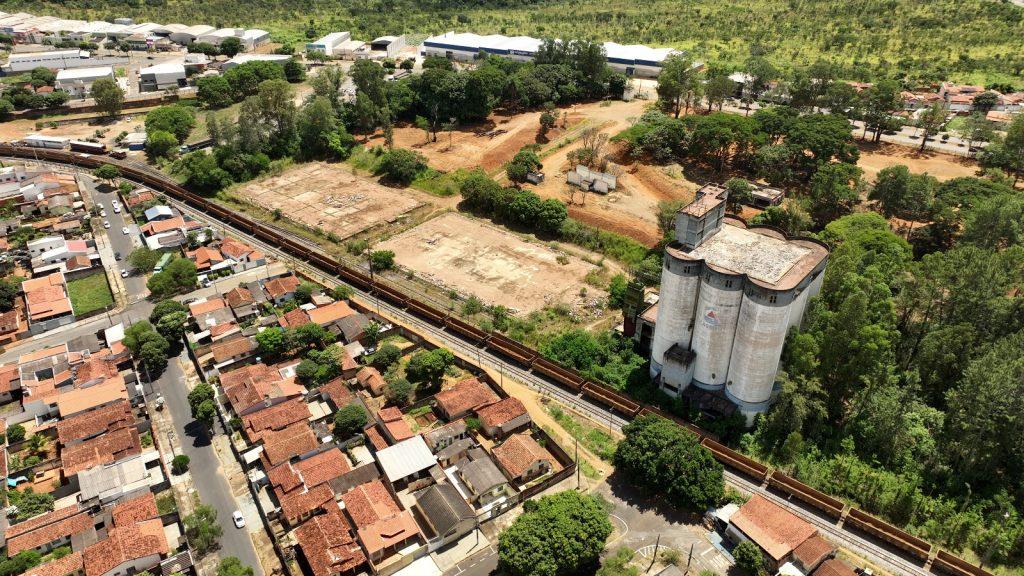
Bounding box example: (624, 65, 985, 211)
(1, 147, 991, 576)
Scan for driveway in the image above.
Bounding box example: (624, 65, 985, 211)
(155, 350, 266, 576)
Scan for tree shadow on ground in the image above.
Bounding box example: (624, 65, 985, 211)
(604, 469, 703, 526)
(183, 419, 212, 448)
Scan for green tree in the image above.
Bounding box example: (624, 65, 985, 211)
(614, 414, 724, 510)
(91, 77, 124, 117)
(237, 79, 297, 158)
(7, 424, 26, 443)
(150, 299, 189, 324)
(283, 59, 306, 83)
(146, 105, 196, 142)
(917, 102, 948, 152)
(368, 250, 396, 271)
(255, 327, 288, 358)
(184, 504, 223, 556)
(861, 80, 903, 142)
(334, 403, 368, 437)
(957, 113, 995, 150)
(128, 247, 160, 273)
(385, 378, 414, 407)
(217, 558, 254, 576)
(0, 551, 42, 576)
(596, 547, 639, 576)
(196, 76, 233, 109)
(310, 66, 345, 111)
(749, 202, 812, 236)
(732, 541, 766, 576)
(146, 130, 178, 160)
(498, 490, 613, 576)
(147, 258, 198, 298)
(971, 91, 1000, 114)
(378, 149, 426, 184)
(405, 348, 455, 386)
(869, 165, 937, 221)
(155, 311, 188, 343)
(372, 343, 402, 369)
(0, 279, 19, 312)
(656, 54, 697, 117)
(506, 149, 542, 183)
(724, 177, 753, 213)
(962, 193, 1024, 250)
(295, 281, 318, 304)
(806, 162, 863, 227)
(536, 198, 568, 235)
(704, 74, 734, 112)
(296, 96, 339, 159)
(92, 164, 121, 185)
(172, 454, 190, 474)
(539, 109, 557, 137)
(219, 37, 242, 57)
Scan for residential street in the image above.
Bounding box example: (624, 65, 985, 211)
(155, 351, 266, 576)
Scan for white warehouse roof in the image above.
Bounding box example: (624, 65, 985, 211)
(140, 61, 186, 75)
(224, 53, 291, 66)
(9, 49, 89, 62)
(603, 42, 678, 65)
(375, 436, 436, 482)
(424, 31, 542, 56)
(56, 66, 114, 81)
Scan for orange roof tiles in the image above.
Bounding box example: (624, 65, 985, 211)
(56, 377, 129, 418)
(355, 367, 385, 396)
(319, 378, 353, 408)
(278, 308, 311, 328)
(125, 191, 155, 207)
(140, 216, 199, 236)
(364, 425, 388, 450)
(377, 407, 413, 442)
(260, 423, 319, 467)
(476, 397, 528, 429)
(17, 551, 83, 576)
(0, 364, 21, 392)
(222, 366, 305, 414)
(813, 559, 857, 576)
(74, 355, 119, 385)
(730, 495, 818, 561)
(277, 482, 335, 524)
(186, 246, 224, 270)
(241, 398, 311, 443)
(264, 275, 301, 299)
(493, 433, 551, 480)
(7, 510, 92, 554)
(23, 273, 72, 321)
(209, 322, 239, 338)
(341, 480, 420, 556)
(5, 505, 82, 539)
(111, 492, 159, 527)
(60, 426, 142, 476)
(210, 336, 255, 363)
(268, 448, 351, 494)
(307, 301, 355, 326)
(293, 507, 366, 576)
(219, 237, 257, 260)
(793, 534, 834, 570)
(225, 287, 254, 308)
(56, 399, 133, 445)
(188, 297, 226, 316)
(82, 519, 168, 576)
(434, 378, 498, 418)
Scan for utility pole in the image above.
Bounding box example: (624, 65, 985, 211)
(575, 438, 580, 490)
(686, 543, 694, 573)
(646, 534, 661, 573)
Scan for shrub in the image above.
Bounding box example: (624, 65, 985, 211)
(172, 454, 191, 474)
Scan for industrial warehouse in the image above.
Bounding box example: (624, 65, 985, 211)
(645, 184, 829, 423)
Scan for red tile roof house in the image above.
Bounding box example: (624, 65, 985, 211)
(725, 495, 835, 572)
(268, 448, 351, 526)
(219, 237, 266, 272)
(263, 275, 302, 306)
(110, 492, 160, 527)
(82, 519, 169, 576)
(209, 335, 257, 370)
(340, 479, 424, 565)
(14, 550, 83, 576)
(492, 432, 553, 484)
(224, 287, 258, 319)
(56, 399, 134, 446)
(433, 377, 499, 421)
(376, 407, 414, 444)
(260, 423, 320, 469)
(220, 363, 306, 416)
(475, 397, 531, 438)
(5, 505, 94, 555)
(355, 367, 386, 396)
(293, 506, 367, 576)
(60, 426, 143, 478)
(241, 397, 312, 444)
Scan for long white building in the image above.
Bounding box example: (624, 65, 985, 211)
(421, 31, 681, 77)
(55, 66, 115, 96)
(648, 185, 828, 424)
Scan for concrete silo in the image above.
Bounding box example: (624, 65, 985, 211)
(689, 268, 744, 390)
(649, 252, 702, 377)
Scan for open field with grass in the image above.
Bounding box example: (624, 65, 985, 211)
(7, 0, 1024, 85)
(66, 273, 114, 316)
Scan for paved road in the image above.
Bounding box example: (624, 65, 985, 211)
(155, 351, 266, 576)
(78, 176, 148, 296)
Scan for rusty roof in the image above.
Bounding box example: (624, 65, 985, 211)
(242, 398, 312, 443)
(56, 399, 133, 445)
(730, 495, 817, 561)
(434, 378, 498, 418)
(293, 507, 366, 576)
(264, 275, 301, 299)
(260, 423, 319, 467)
(492, 433, 551, 480)
(112, 492, 160, 527)
(476, 397, 528, 429)
(7, 509, 92, 555)
(83, 519, 169, 576)
(60, 426, 142, 476)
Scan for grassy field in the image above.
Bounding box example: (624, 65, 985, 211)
(66, 273, 114, 316)
(6, 0, 1024, 85)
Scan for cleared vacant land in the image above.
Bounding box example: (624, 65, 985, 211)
(234, 162, 421, 239)
(378, 213, 605, 313)
(856, 143, 979, 182)
(66, 273, 114, 316)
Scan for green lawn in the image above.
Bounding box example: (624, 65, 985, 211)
(66, 273, 114, 316)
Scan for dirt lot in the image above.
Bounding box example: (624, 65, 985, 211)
(233, 162, 422, 239)
(856, 142, 980, 182)
(0, 113, 147, 146)
(378, 213, 605, 313)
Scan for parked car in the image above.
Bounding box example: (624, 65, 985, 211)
(121, 226, 130, 235)
(100, 210, 107, 217)
(113, 206, 121, 214)
(232, 511, 245, 529)
(114, 252, 121, 260)
(103, 221, 110, 229)
(120, 269, 129, 278)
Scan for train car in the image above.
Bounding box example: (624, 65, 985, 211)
(109, 149, 128, 159)
(21, 134, 70, 149)
(70, 140, 107, 154)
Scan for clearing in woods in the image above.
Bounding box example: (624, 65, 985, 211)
(232, 162, 421, 240)
(377, 213, 606, 314)
(856, 142, 980, 182)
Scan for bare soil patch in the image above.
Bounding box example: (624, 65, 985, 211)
(856, 142, 979, 182)
(233, 162, 421, 240)
(377, 212, 605, 314)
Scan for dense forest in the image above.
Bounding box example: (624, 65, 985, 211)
(6, 0, 1024, 84)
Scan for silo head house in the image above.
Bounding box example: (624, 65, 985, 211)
(649, 184, 828, 425)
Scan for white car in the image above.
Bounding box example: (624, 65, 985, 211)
(232, 510, 245, 529)
(100, 210, 107, 217)
(121, 226, 130, 235)
(103, 221, 110, 229)
(120, 269, 129, 278)
(96, 202, 104, 210)
(113, 206, 121, 214)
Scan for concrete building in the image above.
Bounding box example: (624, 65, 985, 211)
(197, 27, 269, 50)
(5, 49, 91, 73)
(648, 184, 828, 423)
(305, 31, 350, 56)
(221, 53, 292, 70)
(167, 24, 214, 45)
(421, 31, 680, 77)
(55, 66, 116, 96)
(138, 61, 186, 92)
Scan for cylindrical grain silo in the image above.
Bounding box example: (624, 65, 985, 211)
(649, 252, 702, 377)
(725, 286, 794, 419)
(689, 268, 744, 389)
